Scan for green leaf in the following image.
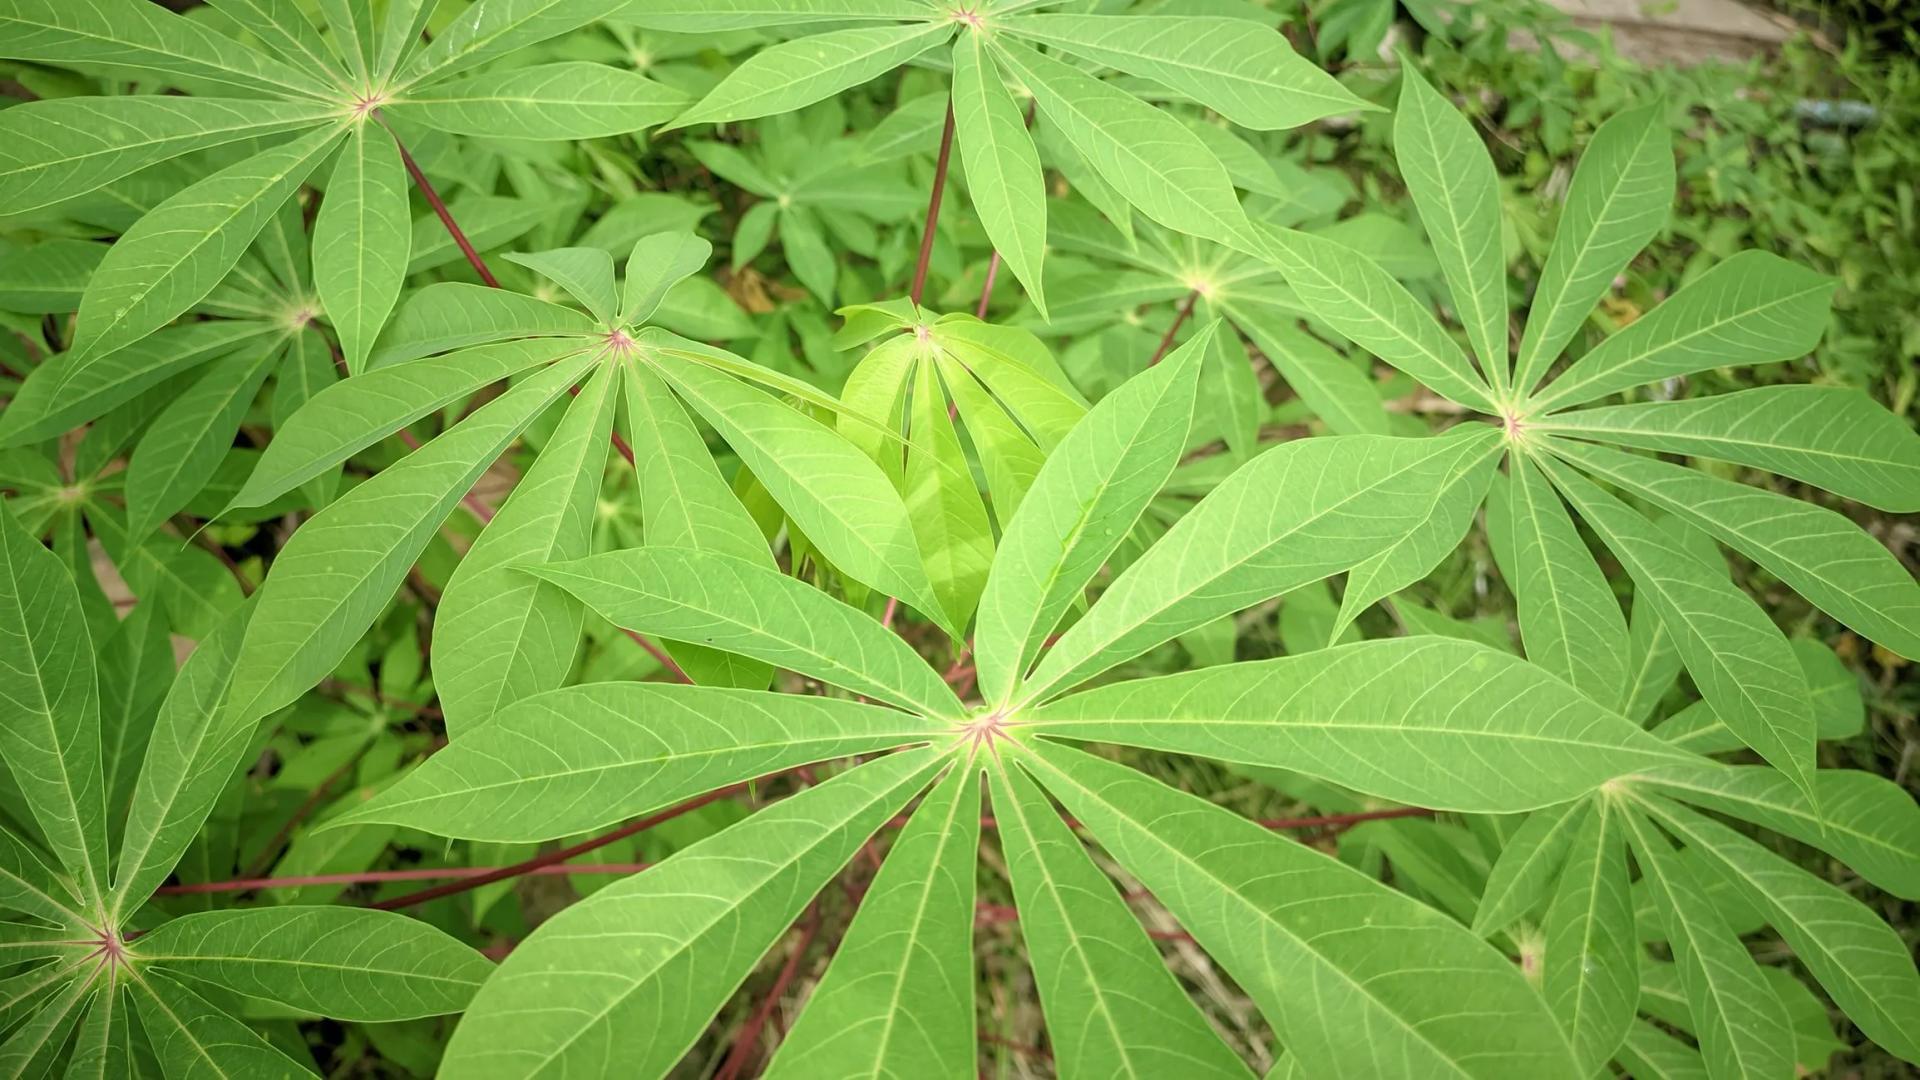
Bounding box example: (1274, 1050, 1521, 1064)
(938, 350, 1047, 522)
(371, 281, 597, 368)
(138, 907, 494, 1021)
(952, 34, 1048, 319)
(62, 983, 128, 1080)
(622, 0, 936, 32)
(109, 601, 252, 916)
(270, 325, 342, 508)
(0, 823, 86, 929)
(1503, 455, 1631, 708)
(388, 61, 687, 139)
(314, 122, 411, 375)
(621, 232, 711, 325)
(1020, 741, 1581, 1079)
(0, 964, 93, 1078)
(1027, 636, 1688, 813)
(1471, 799, 1588, 937)
(1621, 808, 1794, 1080)
(976, 325, 1207, 705)
(902, 356, 996, 630)
(1512, 103, 1674, 394)
(0, 97, 333, 214)
(1618, 1018, 1711, 1080)
(1637, 794, 1920, 1063)
(435, 366, 616, 736)
(1657, 638, 1863, 753)
(0, 0, 337, 99)
(0, 238, 105, 312)
(232, 338, 582, 512)
(1541, 796, 1636, 1073)
(0, 502, 107, 906)
(1549, 439, 1920, 661)
(1638, 762, 1920, 899)
(1005, 14, 1369, 130)
(990, 36, 1253, 250)
(1540, 386, 1920, 512)
(406, 194, 545, 273)
(132, 968, 319, 1078)
(331, 681, 940, 841)
(1394, 65, 1508, 393)
(317, 0, 374, 87)
(205, 0, 342, 77)
(1539, 455, 1815, 798)
(70, 123, 345, 366)
(669, 22, 954, 129)
(526, 547, 964, 719)
(400, 0, 629, 87)
(223, 351, 596, 729)
(649, 344, 952, 635)
(125, 338, 281, 539)
(765, 761, 979, 1077)
(1226, 302, 1394, 436)
(986, 760, 1252, 1079)
(1257, 225, 1498, 411)
(438, 746, 943, 1076)
(1531, 251, 1835, 411)
(1020, 429, 1503, 701)
(503, 246, 619, 325)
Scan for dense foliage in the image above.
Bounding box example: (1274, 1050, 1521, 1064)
(0, 1, 1916, 1077)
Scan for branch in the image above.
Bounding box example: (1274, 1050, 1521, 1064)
(1147, 290, 1199, 366)
(908, 100, 956, 307)
(384, 122, 499, 288)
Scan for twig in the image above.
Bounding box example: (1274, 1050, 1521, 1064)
(1147, 290, 1199, 366)
(908, 100, 957, 307)
(382, 120, 499, 288)
(714, 903, 824, 1080)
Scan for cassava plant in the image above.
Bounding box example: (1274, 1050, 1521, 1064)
(0, 1, 1917, 1078)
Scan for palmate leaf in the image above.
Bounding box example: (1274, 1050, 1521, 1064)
(370, 283, 596, 368)
(1226, 299, 1395, 437)
(1541, 796, 1636, 1074)
(204, 0, 343, 79)
(0, 501, 108, 906)
(1019, 741, 1581, 1079)
(0, 964, 93, 1077)
(387, 62, 687, 139)
(62, 984, 129, 1080)
(1025, 636, 1689, 813)
(439, 747, 945, 1077)
(0, 0, 337, 99)
(329, 681, 940, 841)
(622, 0, 937, 32)
(902, 358, 996, 629)
(124, 338, 281, 539)
(668, 21, 955, 129)
(399, 0, 630, 86)
(764, 760, 979, 1077)
(1540, 385, 1920, 512)
(1500, 455, 1631, 709)
(975, 324, 1209, 706)
(505, 246, 619, 325)
(132, 968, 319, 1078)
(1, 812, 88, 930)
(1472, 799, 1587, 937)
(135, 907, 494, 1022)
(621, 233, 711, 325)
(952, 31, 1049, 319)
(314, 122, 411, 375)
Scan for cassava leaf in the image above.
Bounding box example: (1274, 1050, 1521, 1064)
(504, 246, 619, 325)
(668, 22, 954, 129)
(1503, 454, 1631, 709)
(952, 32, 1049, 319)
(0, 0, 337, 99)
(314, 122, 412, 375)
(401, 0, 630, 87)
(388, 62, 687, 139)
(1472, 799, 1588, 937)
(621, 232, 711, 325)
(124, 339, 280, 539)
(371, 281, 597, 368)
(1541, 796, 1636, 1074)
(132, 969, 320, 1078)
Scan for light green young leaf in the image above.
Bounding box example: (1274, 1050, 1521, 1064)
(669, 22, 954, 129)
(371, 281, 597, 367)
(1512, 103, 1673, 394)
(436, 366, 615, 737)
(1472, 799, 1588, 937)
(1637, 795, 1920, 1063)
(1542, 797, 1636, 1074)
(1005, 14, 1368, 130)
(224, 352, 596, 729)
(504, 247, 619, 325)
(70, 123, 345, 365)
(0, 97, 334, 214)
(650, 347, 952, 635)
(778, 203, 836, 306)
(232, 338, 581, 512)
(1505, 454, 1631, 708)
(132, 969, 320, 1078)
(0, 502, 107, 906)
(1227, 301, 1394, 436)
(0, 0, 336, 99)
(1621, 808, 1794, 1080)
(314, 121, 411, 375)
(1550, 439, 1920, 660)
(766, 761, 979, 1077)
(1020, 741, 1581, 1079)
(374, 0, 437, 83)
(621, 232, 711, 325)
(903, 358, 996, 630)
(1394, 65, 1508, 393)
(1636, 763, 1920, 900)
(1021, 429, 1503, 701)
(331, 681, 940, 841)
(125, 340, 280, 539)
(938, 351, 1048, 522)
(1540, 385, 1920, 512)
(439, 747, 944, 1077)
(1531, 251, 1835, 411)
(952, 33, 1048, 318)
(526, 547, 963, 719)
(400, 0, 629, 87)
(622, 0, 937, 32)
(138, 907, 494, 1021)
(1026, 636, 1688, 813)
(933, 319, 1089, 450)
(388, 61, 687, 139)
(990, 36, 1253, 250)
(976, 325, 1209, 706)
(108, 600, 252, 917)
(1539, 456, 1814, 798)
(1334, 430, 1497, 637)
(987, 761, 1252, 1079)
(1257, 225, 1498, 411)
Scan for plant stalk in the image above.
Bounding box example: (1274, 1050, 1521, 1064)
(908, 101, 957, 308)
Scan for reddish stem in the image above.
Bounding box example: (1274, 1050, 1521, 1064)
(155, 862, 650, 896)
(714, 904, 824, 1080)
(1148, 290, 1199, 366)
(975, 254, 1001, 319)
(385, 122, 499, 288)
(908, 101, 956, 307)
(624, 627, 693, 683)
